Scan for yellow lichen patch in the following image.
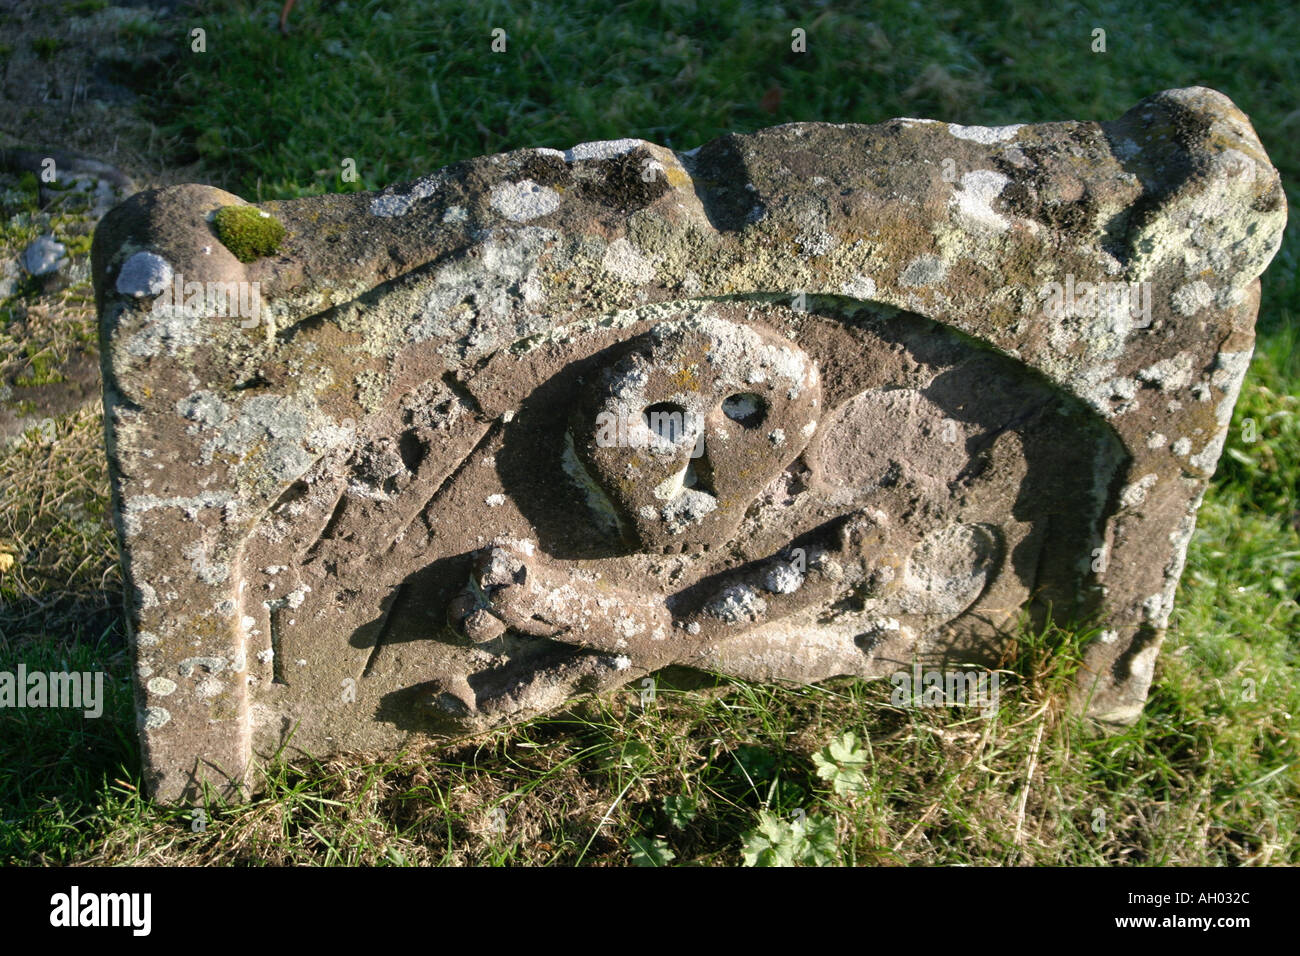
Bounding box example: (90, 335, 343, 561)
(671, 366, 699, 391)
(664, 164, 693, 191)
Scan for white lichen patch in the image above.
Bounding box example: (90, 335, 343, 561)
(1119, 472, 1159, 508)
(949, 169, 1011, 233)
(705, 584, 767, 623)
(602, 238, 658, 283)
(1189, 431, 1228, 472)
(900, 254, 948, 287)
(614, 615, 643, 638)
(198, 392, 343, 487)
(489, 179, 562, 222)
(407, 227, 556, 355)
(762, 562, 804, 594)
(116, 251, 173, 297)
(841, 274, 877, 299)
(1110, 377, 1138, 400)
(369, 175, 443, 217)
(797, 231, 837, 256)
(195, 676, 224, 699)
(947, 123, 1023, 144)
(1210, 349, 1253, 426)
(1127, 130, 1284, 289)
(125, 300, 206, 358)
(175, 390, 229, 428)
(565, 138, 645, 162)
(644, 315, 814, 403)
(147, 677, 177, 697)
(1142, 592, 1169, 625)
(1171, 280, 1213, 316)
(132, 580, 156, 608)
(1137, 352, 1195, 392)
(661, 488, 717, 532)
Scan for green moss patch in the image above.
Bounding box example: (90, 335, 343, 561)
(14, 345, 65, 387)
(213, 205, 285, 263)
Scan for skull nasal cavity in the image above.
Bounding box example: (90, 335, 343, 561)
(722, 393, 767, 427)
(644, 402, 690, 442)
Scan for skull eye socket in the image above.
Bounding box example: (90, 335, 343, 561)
(643, 402, 690, 442)
(722, 392, 767, 428)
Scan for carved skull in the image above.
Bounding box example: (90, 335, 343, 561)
(570, 314, 820, 553)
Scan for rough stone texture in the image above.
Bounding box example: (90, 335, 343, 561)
(92, 88, 1285, 803)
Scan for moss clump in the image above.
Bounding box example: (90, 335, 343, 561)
(213, 205, 285, 263)
(62, 233, 93, 258)
(15, 346, 64, 387)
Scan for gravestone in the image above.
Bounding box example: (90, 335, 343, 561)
(92, 87, 1285, 803)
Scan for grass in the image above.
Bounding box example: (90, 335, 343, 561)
(0, 168, 102, 403)
(0, 0, 1296, 865)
